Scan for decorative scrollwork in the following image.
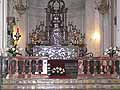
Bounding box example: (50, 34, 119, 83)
(95, 0, 110, 15)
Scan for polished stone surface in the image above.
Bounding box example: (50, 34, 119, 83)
(1, 78, 120, 90)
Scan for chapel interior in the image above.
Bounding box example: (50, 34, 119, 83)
(0, 0, 120, 90)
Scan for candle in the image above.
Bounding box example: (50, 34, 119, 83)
(17, 27, 19, 33)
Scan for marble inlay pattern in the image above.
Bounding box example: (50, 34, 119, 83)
(1, 79, 120, 90)
(33, 46, 79, 59)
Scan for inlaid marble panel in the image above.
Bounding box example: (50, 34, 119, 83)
(33, 46, 79, 59)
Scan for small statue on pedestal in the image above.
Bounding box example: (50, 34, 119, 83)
(50, 15, 63, 46)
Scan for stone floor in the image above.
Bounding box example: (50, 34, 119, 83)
(1, 78, 120, 90)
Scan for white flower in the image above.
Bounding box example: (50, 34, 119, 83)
(57, 70, 59, 73)
(118, 52, 120, 56)
(104, 52, 107, 55)
(116, 51, 119, 54)
(47, 67, 51, 69)
(105, 49, 109, 52)
(107, 51, 110, 54)
(19, 48, 23, 51)
(56, 67, 59, 70)
(16, 50, 18, 53)
(63, 69, 65, 72)
(104, 46, 120, 56)
(52, 70, 55, 73)
(42, 53, 45, 56)
(53, 68, 56, 70)
(36, 54, 38, 56)
(48, 73, 51, 76)
(59, 67, 62, 71)
(12, 48, 16, 51)
(51, 67, 65, 75)
(113, 47, 117, 51)
(109, 47, 112, 50)
(39, 52, 41, 54)
(47, 64, 50, 66)
(60, 72, 63, 74)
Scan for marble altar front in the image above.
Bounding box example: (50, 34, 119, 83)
(33, 46, 79, 60)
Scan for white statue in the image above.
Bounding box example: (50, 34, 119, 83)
(51, 23, 63, 46)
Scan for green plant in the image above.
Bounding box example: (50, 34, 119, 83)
(7, 45, 22, 57)
(104, 47, 120, 57)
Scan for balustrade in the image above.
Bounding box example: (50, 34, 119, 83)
(0, 56, 46, 79)
(0, 56, 120, 79)
(78, 57, 120, 78)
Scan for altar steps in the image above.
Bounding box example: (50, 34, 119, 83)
(1, 78, 120, 90)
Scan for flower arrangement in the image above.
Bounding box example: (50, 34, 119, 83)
(51, 67, 65, 76)
(104, 46, 120, 57)
(7, 45, 22, 56)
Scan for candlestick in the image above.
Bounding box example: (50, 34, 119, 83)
(17, 27, 19, 33)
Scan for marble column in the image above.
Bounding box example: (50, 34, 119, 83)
(85, 0, 95, 55)
(85, 0, 101, 56)
(0, 0, 7, 55)
(0, 0, 3, 49)
(116, 0, 120, 47)
(3, 0, 7, 49)
(97, 0, 112, 55)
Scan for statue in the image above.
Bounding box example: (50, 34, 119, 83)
(50, 15, 63, 46)
(51, 24, 62, 46)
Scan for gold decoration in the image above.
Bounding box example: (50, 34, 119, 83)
(96, 0, 110, 15)
(14, 0, 28, 16)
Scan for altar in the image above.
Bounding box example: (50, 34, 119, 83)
(24, 0, 90, 79)
(27, 0, 88, 59)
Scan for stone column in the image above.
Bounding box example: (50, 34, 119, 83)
(3, 0, 7, 49)
(116, 0, 120, 47)
(96, 0, 112, 55)
(111, 0, 116, 46)
(85, 0, 95, 55)
(0, 0, 3, 49)
(85, 0, 101, 56)
(0, 0, 7, 50)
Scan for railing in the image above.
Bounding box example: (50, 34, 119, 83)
(0, 56, 120, 79)
(78, 56, 120, 79)
(0, 56, 46, 79)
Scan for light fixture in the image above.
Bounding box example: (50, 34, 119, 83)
(13, 27, 21, 46)
(14, 27, 21, 41)
(95, 0, 110, 15)
(14, 0, 28, 16)
(92, 31, 100, 41)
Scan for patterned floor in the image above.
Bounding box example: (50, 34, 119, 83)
(1, 78, 120, 90)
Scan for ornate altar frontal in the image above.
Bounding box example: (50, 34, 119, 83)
(33, 46, 79, 59)
(29, 0, 87, 59)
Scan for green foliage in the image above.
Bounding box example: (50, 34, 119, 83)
(7, 45, 22, 57)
